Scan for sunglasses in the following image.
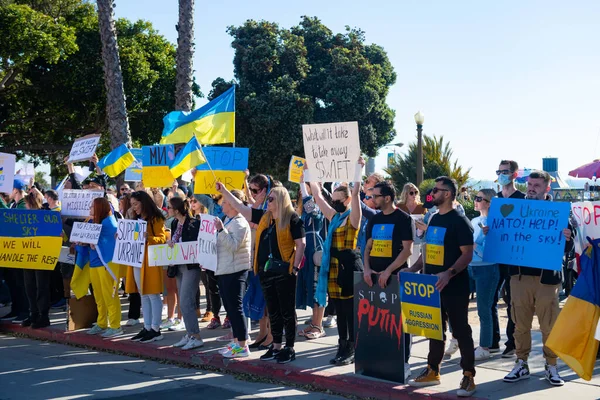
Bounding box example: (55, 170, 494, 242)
(431, 187, 450, 194)
(250, 188, 260, 195)
(364, 195, 373, 200)
(495, 169, 512, 176)
(474, 196, 490, 203)
(120, 188, 127, 191)
(409, 191, 418, 196)
(267, 197, 275, 203)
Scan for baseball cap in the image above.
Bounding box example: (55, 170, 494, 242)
(13, 179, 28, 191)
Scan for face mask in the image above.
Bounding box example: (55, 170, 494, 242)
(331, 200, 347, 213)
(498, 174, 512, 186)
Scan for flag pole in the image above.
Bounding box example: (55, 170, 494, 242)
(199, 146, 218, 183)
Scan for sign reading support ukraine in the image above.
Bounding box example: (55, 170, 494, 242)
(400, 272, 443, 340)
(142, 145, 175, 188)
(0, 210, 63, 270)
(370, 224, 393, 258)
(425, 226, 446, 266)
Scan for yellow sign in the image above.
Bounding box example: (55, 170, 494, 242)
(288, 156, 306, 184)
(142, 165, 174, 188)
(400, 273, 443, 340)
(194, 170, 246, 195)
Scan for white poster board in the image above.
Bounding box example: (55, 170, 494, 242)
(15, 163, 34, 184)
(0, 152, 16, 194)
(67, 135, 101, 163)
(197, 214, 217, 271)
(113, 219, 147, 268)
(147, 241, 198, 266)
(70, 222, 102, 245)
(302, 121, 361, 182)
(58, 246, 75, 265)
(60, 190, 104, 218)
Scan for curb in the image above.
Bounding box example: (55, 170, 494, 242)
(0, 323, 472, 400)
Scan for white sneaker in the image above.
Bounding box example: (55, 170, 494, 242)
(219, 342, 236, 355)
(168, 320, 186, 331)
(101, 327, 124, 338)
(474, 346, 491, 361)
(323, 315, 337, 328)
(444, 338, 459, 356)
(160, 318, 175, 329)
(181, 337, 204, 350)
(404, 363, 412, 380)
(504, 359, 530, 382)
(173, 335, 190, 348)
(545, 364, 565, 386)
(87, 325, 105, 335)
(125, 319, 140, 327)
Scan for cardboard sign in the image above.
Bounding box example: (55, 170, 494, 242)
(400, 272, 443, 340)
(196, 147, 249, 171)
(113, 219, 147, 268)
(60, 190, 104, 218)
(197, 214, 217, 271)
(124, 148, 143, 182)
(59, 246, 76, 265)
(302, 121, 361, 182)
(142, 145, 175, 188)
(0, 152, 16, 194)
(67, 134, 101, 163)
(288, 156, 306, 184)
(483, 198, 570, 271)
(194, 170, 245, 195)
(0, 210, 63, 270)
(571, 201, 600, 261)
(70, 222, 102, 245)
(148, 241, 198, 266)
(354, 272, 405, 383)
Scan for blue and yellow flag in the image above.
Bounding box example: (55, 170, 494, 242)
(97, 143, 135, 178)
(547, 237, 600, 381)
(160, 86, 235, 145)
(71, 245, 91, 299)
(169, 136, 207, 178)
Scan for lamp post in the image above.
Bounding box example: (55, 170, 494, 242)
(414, 111, 425, 185)
(365, 142, 404, 176)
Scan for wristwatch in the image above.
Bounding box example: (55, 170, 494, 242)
(293, 266, 300, 273)
(217, 228, 223, 233)
(449, 268, 457, 276)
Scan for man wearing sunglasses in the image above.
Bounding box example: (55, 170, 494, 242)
(407, 176, 476, 397)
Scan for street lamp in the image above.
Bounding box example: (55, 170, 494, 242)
(414, 111, 425, 185)
(365, 142, 404, 176)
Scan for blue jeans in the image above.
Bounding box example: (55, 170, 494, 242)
(470, 264, 500, 348)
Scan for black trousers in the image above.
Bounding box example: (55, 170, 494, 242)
(50, 264, 64, 304)
(2, 268, 29, 316)
(260, 273, 297, 347)
(428, 290, 475, 375)
(493, 266, 515, 348)
(205, 270, 222, 316)
(128, 292, 141, 320)
(200, 270, 212, 313)
(332, 297, 354, 341)
(218, 270, 248, 342)
(23, 269, 51, 318)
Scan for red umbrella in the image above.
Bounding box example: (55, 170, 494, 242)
(569, 160, 600, 179)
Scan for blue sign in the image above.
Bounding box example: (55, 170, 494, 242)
(124, 148, 142, 182)
(483, 198, 571, 271)
(196, 147, 248, 171)
(142, 145, 175, 167)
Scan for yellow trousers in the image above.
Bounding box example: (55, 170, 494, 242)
(89, 263, 122, 329)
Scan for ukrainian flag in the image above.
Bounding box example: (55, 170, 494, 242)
(160, 86, 235, 145)
(71, 244, 91, 299)
(97, 144, 135, 178)
(547, 236, 600, 381)
(169, 136, 207, 178)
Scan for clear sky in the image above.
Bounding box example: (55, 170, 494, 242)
(112, 0, 600, 181)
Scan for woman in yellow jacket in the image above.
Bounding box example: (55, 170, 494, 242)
(126, 191, 167, 343)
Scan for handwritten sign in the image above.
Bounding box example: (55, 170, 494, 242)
(67, 134, 101, 163)
(60, 190, 104, 218)
(288, 156, 306, 184)
(196, 147, 249, 171)
(113, 219, 147, 268)
(70, 222, 102, 245)
(58, 246, 75, 265)
(483, 198, 570, 271)
(197, 214, 217, 271)
(571, 201, 600, 261)
(0, 152, 16, 194)
(0, 210, 63, 270)
(302, 121, 360, 182)
(400, 273, 443, 340)
(142, 145, 175, 188)
(148, 241, 198, 266)
(194, 170, 245, 195)
(124, 148, 143, 182)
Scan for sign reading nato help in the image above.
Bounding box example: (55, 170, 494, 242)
(400, 272, 443, 340)
(483, 198, 570, 271)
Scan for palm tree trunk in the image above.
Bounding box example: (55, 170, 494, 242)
(176, 0, 194, 112)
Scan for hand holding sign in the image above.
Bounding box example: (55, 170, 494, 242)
(435, 270, 452, 292)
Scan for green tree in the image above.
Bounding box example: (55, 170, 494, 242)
(386, 134, 470, 190)
(210, 16, 396, 179)
(34, 170, 50, 190)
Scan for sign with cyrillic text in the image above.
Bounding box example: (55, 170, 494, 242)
(60, 190, 104, 218)
(197, 214, 217, 271)
(70, 222, 102, 245)
(142, 145, 175, 188)
(67, 134, 101, 163)
(148, 241, 198, 266)
(400, 272, 442, 340)
(113, 219, 147, 268)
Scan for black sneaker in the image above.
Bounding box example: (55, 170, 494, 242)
(131, 328, 148, 342)
(0, 311, 18, 321)
(276, 347, 296, 364)
(502, 345, 516, 358)
(32, 316, 50, 329)
(140, 329, 163, 343)
(12, 314, 29, 324)
(260, 345, 281, 361)
(21, 317, 32, 327)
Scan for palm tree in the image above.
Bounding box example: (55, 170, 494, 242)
(97, 0, 132, 149)
(175, 0, 194, 112)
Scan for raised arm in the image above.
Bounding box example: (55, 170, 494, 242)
(350, 180, 362, 230)
(215, 181, 252, 221)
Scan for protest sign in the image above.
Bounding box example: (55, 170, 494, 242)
(0, 152, 16, 194)
(196, 147, 249, 171)
(0, 210, 63, 270)
(148, 241, 198, 266)
(60, 190, 104, 218)
(58, 246, 76, 265)
(288, 156, 305, 184)
(15, 163, 34, 184)
(113, 219, 147, 268)
(194, 170, 245, 195)
(197, 214, 217, 271)
(302, 121, 361, 182)
(142, 145, 175, 187)
(571, 201, 600, 260)
(67, 134, 101, 163)
(124, 148, 142, 182)
(70, 222, 102, 245)
(483, 198, 570, 271)
(400, 272, 443, 340)
(354, 272, 405, 383)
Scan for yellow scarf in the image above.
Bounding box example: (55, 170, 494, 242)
(254, 212, 296, 274)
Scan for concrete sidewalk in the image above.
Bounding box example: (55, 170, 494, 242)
(1, 299, 599, 400)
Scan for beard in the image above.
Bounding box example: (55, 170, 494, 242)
(432, 197, 444, 207)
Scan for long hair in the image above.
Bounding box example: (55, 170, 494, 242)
(399, 183, 421, 205)
(119, 194, 131, 215)
(25, 191, 43, 210)
(92, 197, 112, 224)
(131, 190, 165, 222)
(169, 196, 192, 217)
(269, 186, 295, 230)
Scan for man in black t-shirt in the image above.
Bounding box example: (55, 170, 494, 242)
(406, 176, 476, 398)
